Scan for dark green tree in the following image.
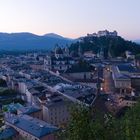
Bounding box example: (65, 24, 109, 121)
(62, 101, 140, 140)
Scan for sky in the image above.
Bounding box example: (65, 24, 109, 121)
(0, 0, 140, 40)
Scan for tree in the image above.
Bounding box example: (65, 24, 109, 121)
(69, 36, 140, 57)
(0, 79, 7, 87)
(61, 101, 140, 140)
(66, 105, 92, 140)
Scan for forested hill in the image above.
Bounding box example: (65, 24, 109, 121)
(0, 32, 73, 51)
(69, 36, 140, 57)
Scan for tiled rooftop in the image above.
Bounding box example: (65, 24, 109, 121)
(117, 64, 140, 73)
(5, 114, 59, 138)
(112, 66, 130, 80)
(0, 127, 17, 139)
(18, 106, 41, 115)
(54, 83, 96, 105)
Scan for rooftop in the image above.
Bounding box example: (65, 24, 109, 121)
(112, 66, 130, 80)
(0, 127, 17, 139)
(54, 83, 96, 105)
(3, 103, 23, 113)
(38, 92, 71, 107)
(117, 64, 140, 73)
(18, 106, 41, 115)
(5, 114, 59, 138)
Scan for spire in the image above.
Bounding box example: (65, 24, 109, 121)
(65, 47, 70, 56)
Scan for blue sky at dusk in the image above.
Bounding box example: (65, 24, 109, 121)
(0, 0, 140, 40)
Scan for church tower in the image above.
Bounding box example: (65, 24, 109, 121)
(64, 45, 70, 57)
(54, 44, 64, 58)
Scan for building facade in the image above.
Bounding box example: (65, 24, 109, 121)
(44, 46, 75, 73)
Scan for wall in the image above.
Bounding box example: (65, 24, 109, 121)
(43, 103, 70, 128)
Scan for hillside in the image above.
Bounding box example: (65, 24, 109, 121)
(70, 36, 140, 57)
(0, 32, 74, 51)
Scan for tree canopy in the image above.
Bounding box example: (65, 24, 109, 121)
(70, 36, 140, 58)
(61, 102, 140, 140)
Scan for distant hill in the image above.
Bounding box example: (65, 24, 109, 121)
(134, 40, 140, 45)
(0, 32, 74, 51)
(44, 33, 71, 40)
(70, 35, 140, 57)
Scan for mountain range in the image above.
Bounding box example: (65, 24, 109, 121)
(0, 32, 139, 52)
(0, 32, 74, 51)
(134, 40, 140, 44)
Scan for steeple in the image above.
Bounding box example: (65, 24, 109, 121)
(65, 45, 70, 56)
(54, 44, 64, 58)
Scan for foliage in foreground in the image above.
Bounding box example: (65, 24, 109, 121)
(61, 102, 140, 140)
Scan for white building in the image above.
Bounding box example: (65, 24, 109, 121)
(112, 65, 131, 93)
(97, 30, 118, 37)
(125, 51, 135, 60)
(112, 64, 140, 93)
(39, 93, 71, 128)
(86, 30, 118, 38)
